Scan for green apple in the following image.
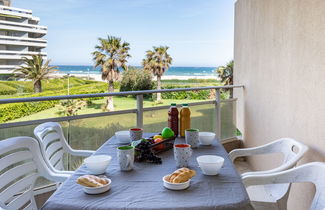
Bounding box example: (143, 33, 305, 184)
(161, 127, 175, 139)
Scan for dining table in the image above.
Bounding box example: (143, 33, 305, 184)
(42, 133, 253, 210)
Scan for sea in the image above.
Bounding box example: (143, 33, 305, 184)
(55, 65, 217, 77)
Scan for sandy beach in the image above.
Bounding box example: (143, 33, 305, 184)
(52, 73, 219, 81)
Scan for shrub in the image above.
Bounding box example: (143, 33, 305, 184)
(120, 69, 153, 98)
(0, 84, 107, 123)
(0, 83, 17, 95)
(0, 77, 105, 95)
(161, 85, 210, 100)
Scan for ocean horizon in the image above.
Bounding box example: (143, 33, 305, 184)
(54, 65, 217, 77)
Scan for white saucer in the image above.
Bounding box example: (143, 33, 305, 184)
(163, 175, 190, 190)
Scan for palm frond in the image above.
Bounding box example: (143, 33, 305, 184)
(92, 35, 130, 82)
(142, 46, 172, 77)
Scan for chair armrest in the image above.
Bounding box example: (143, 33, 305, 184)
(229, 141, 280, 162)
(243, 162, 320, 188)
(69, 149, 95, 157)
(51, 168, 74, 175)
(44, 171, 71, 183)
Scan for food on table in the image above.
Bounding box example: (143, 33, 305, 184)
(133, 139, 162, 164)
(153, 138, 165, 150)
(165, 168, 196, 183)
(168, 103, 179, 136)
(161, 127, 175, 139)
(153, 135, 163, 140)
(77, 175, 108, 187)
(180, 104, 191, 137)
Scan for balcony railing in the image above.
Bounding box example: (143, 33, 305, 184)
(0, 85, 242, 169)
(0, 39, 47, 48)
(0, 20, 47, 34)
(0, 5, 32, 15)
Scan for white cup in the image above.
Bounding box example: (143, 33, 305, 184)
(174, 143, 192, 168)
(117, 146, 134, 171)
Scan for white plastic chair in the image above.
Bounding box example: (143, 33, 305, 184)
(0, 136, 70, 210)
(229, 138, 308, 177)
(34, 122, 95, 175)
(243, 162, 325, 210)
(229, 138, 308, 210)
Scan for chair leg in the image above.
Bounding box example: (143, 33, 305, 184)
(251, 200, 279, 210)
(275, 184, 291, 210)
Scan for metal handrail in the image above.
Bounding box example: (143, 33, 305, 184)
(0, 85, 243, 104)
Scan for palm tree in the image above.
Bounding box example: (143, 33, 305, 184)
(92, 35, 131, 111)
(216, 60, 234, 98)
(13, 54, 57, 93)
(142, 46, 172, 101)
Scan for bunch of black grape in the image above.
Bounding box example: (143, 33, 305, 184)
(136, 140, 162, 164)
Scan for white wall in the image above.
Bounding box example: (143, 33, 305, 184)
(234, 0, 325, 209)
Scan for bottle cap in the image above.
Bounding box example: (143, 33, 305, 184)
(182, 103, 189, 106)
(171, 103, 176, 106)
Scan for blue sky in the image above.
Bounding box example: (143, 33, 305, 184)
(14, 0, 234, 67)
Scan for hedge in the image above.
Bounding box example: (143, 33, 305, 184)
(0, 77, 104, 95)
(0, 83, 17, 95)
(0, 83, 107, 123)
(161, 85, 211, 100)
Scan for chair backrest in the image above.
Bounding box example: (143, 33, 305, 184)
(0, 136, 67, 210)
(243, 138, 309, 176)
(34, 122, 70, 171)
(244, 162, 325, 210)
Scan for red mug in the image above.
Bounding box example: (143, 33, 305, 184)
(129, 128, 143, 141)
(174, 143, 192, 167)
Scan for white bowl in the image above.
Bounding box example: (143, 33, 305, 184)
(84, 155, 112, 175)
(115, 131, 131, 144)
(83, 178, 111, 194)
(163, 175, 191, 190)
(199, 132, 216, 145)
(197, 155, 224, 175)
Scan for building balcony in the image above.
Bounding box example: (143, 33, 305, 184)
(0, 50, 47, 59)
(0, 64, 16, 73)
(0, 20, 47, 34)
(0, 5, 32, 19)
(0, 35, 47, 47)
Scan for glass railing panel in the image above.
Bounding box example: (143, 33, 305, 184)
(143, 103, 216, 134)
(220, 99, 237, 140)
(66, 113, 136, 170)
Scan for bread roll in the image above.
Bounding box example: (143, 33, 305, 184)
(166, 168, 196, 183)
(76, 175, 108, 187)
(85, 175, 108, 185)
(168, 168, 190, 181)
(171, 169, 196, 183)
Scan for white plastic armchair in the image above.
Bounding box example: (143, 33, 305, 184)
(243, 162, 325, 210)
(0, 136, 70, 210)
(34, 122, 95, 175)
(229, 138, 308, 177)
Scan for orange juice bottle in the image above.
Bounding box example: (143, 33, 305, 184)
(180, 104, 191, 137)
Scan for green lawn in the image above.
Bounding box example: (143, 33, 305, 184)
(8, 97, 205, 122)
